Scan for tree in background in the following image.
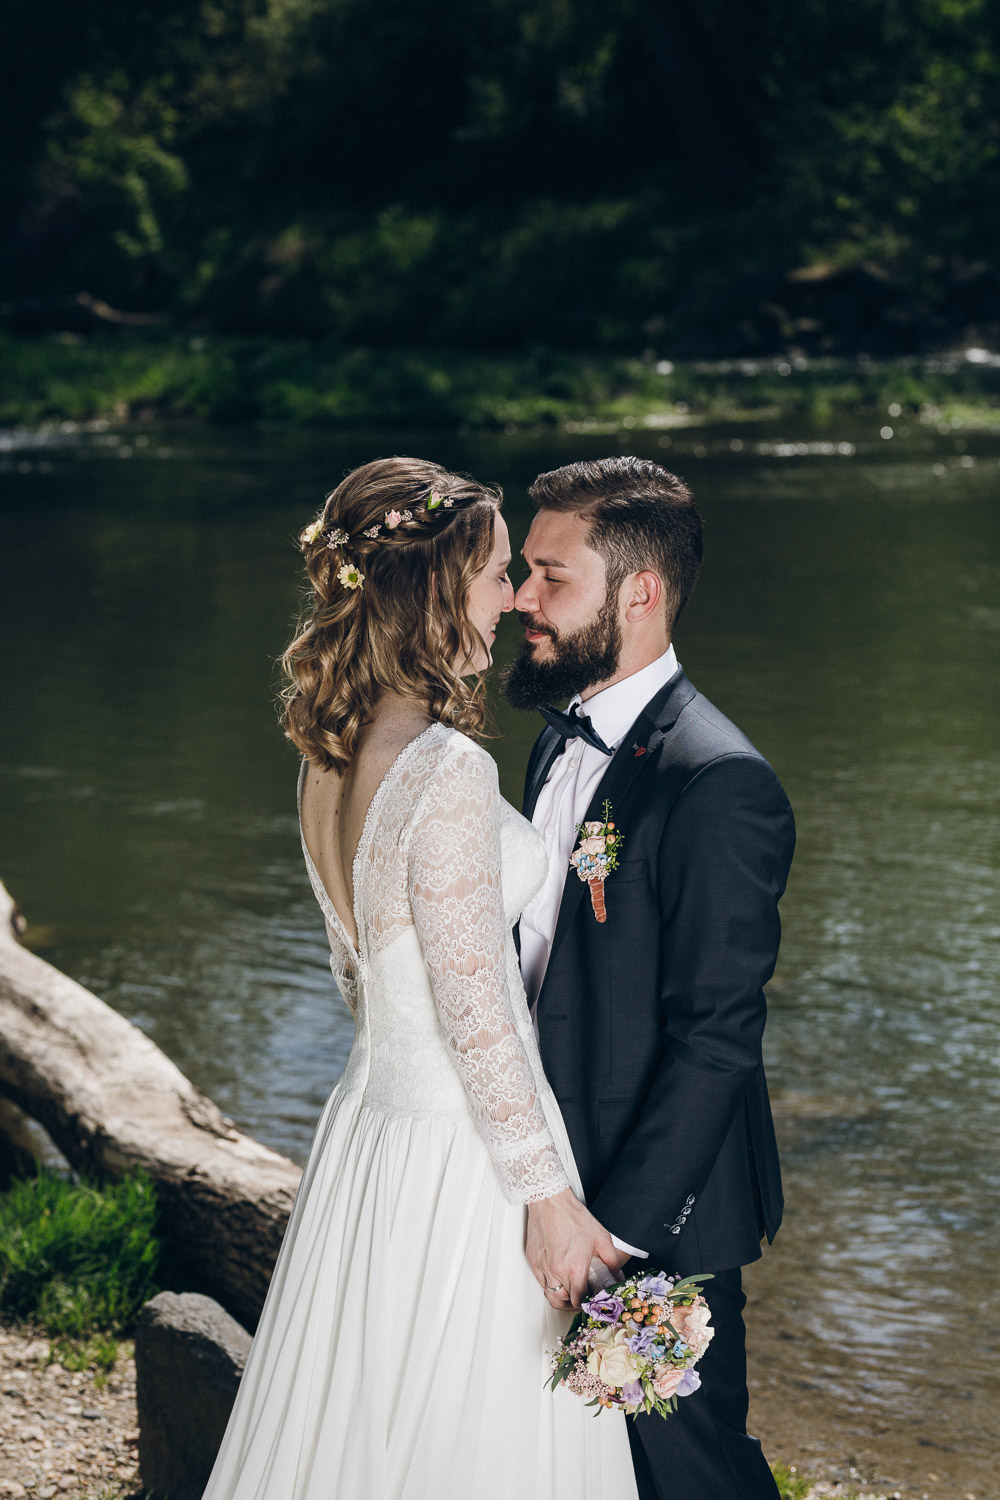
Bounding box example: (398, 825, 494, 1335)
(2, 0, 998, 352)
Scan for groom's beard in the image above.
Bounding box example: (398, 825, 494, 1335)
(500, 596, 622, 709)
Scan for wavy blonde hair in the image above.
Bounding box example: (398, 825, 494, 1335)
(281, 456, 501, 771)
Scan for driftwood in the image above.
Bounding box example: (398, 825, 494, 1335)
(0, 880, 302, 1328)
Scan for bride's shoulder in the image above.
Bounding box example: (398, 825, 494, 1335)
(421, 723, 497, 776)
(404, 724, 499, 804)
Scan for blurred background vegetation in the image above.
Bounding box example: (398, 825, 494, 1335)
(3, 0, 998, 357)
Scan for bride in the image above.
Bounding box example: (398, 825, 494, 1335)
(201, 456, 639, 1499)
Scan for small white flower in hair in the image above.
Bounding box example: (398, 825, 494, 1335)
(338, 563, 364, 590)
(326, 527, 348, 548)
(301, 518, 324, 545)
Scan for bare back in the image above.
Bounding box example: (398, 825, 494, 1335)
(299, 702, 433, 951)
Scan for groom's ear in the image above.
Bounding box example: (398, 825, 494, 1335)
(622, 570, 663, 622)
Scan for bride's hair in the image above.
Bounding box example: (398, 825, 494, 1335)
(281, 456, 501, 771)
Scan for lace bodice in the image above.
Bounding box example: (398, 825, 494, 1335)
(297, 724, 571, 1205)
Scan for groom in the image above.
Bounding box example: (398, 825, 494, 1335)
(504, 457, 795, 1500)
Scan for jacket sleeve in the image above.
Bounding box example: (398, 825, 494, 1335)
(589, 753, 795, 1253)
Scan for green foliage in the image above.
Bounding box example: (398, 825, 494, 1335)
(771, 1463, 812, 1500)
(1, 1, 998, 351)
(2, 332, 999, 429)
(52, 1331, 122, 1374)
(0, 1168, 162, 1341)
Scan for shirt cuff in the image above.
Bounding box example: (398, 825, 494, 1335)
(611, 1233, 648, 1260)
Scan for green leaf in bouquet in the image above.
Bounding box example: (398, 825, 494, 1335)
(669, 1273, 714, 1296)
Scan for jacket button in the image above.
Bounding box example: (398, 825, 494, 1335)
(670, 1225, 681, 1235)
(686, 1195, 696, 1206)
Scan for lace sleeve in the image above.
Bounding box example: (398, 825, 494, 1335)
(406, 741, 571, 1205)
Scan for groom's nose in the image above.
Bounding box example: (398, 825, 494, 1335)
(513, 576, 537, 613)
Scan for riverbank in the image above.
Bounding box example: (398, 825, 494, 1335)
(0, 1323, 138, 1499)
(0, 1173, 979, 1500)
(0, 1318, 979, 1500)
(2, 334, 999, 432)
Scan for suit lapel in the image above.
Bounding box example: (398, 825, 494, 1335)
(539, 669, 697, 995)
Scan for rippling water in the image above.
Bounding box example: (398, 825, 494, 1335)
(2, 416, 998, 1489)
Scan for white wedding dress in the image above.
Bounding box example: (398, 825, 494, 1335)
(202, 722, 638, 1500)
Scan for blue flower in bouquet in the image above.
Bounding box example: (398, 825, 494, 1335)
(672, 1339, 690, 1358)
(627, 1328, 660, 1357)
(582, 1289, 625, 1323)
(638, 1273, 673, 1298)
(676, 1368, 701, 1397)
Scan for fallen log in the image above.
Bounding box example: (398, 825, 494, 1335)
(0, 879, 302, 1328)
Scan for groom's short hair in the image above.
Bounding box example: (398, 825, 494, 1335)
(528, 457, 704, 629)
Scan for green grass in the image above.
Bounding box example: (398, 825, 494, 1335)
(2, 332, 999, 432)
(772, 1462, 813, 1500)
(0, 1168, 162, 1368)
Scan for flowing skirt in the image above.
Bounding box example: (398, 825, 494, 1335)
(202, 1083, 638, 1499)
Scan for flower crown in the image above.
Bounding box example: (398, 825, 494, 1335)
(299, 491, 455, 591)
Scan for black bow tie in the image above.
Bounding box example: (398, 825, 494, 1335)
(538, 704, 613, 756)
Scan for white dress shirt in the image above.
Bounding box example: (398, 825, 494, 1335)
(521, 645, 680, 1260)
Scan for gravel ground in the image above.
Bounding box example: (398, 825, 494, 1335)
(1, 1318, 987, 1500)
(0, 1324, 138, 1499)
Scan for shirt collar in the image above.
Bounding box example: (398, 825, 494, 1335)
(570, 645, 679, 750)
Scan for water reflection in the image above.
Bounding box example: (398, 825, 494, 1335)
(2, 417, 999, 1487)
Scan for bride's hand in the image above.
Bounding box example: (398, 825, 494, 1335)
(525, 1189, 624, 1310)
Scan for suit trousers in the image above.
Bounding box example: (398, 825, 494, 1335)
(626, 1269, 779, 1500)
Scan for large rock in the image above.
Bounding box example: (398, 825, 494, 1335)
(135, 1290, 253, 1500)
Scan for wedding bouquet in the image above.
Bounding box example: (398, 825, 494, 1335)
(549, 1271, 714, 1418)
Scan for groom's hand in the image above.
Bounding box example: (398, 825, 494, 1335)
(525, 1189, 625, 1309)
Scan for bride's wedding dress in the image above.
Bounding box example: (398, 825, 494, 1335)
(202, 722, 637, 1499)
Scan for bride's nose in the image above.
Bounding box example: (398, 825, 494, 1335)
(501, 578, 515, 611)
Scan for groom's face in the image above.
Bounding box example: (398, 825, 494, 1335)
(503, 509, 622, 707)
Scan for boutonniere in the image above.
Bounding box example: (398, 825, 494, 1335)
(569, 800, 622, 924)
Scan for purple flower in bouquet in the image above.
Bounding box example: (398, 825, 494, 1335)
(621, 1379, 644, 1407)
(638, 1273, 673, 1298)
(676, 1368, 701, 1397)
(582, 1289, 625, 1323)
(627, 1328, 661, 1357)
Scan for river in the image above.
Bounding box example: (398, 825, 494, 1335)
(2, 414, 998, 1494)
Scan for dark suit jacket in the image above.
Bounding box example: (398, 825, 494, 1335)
(523, 668, 795, 1273)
